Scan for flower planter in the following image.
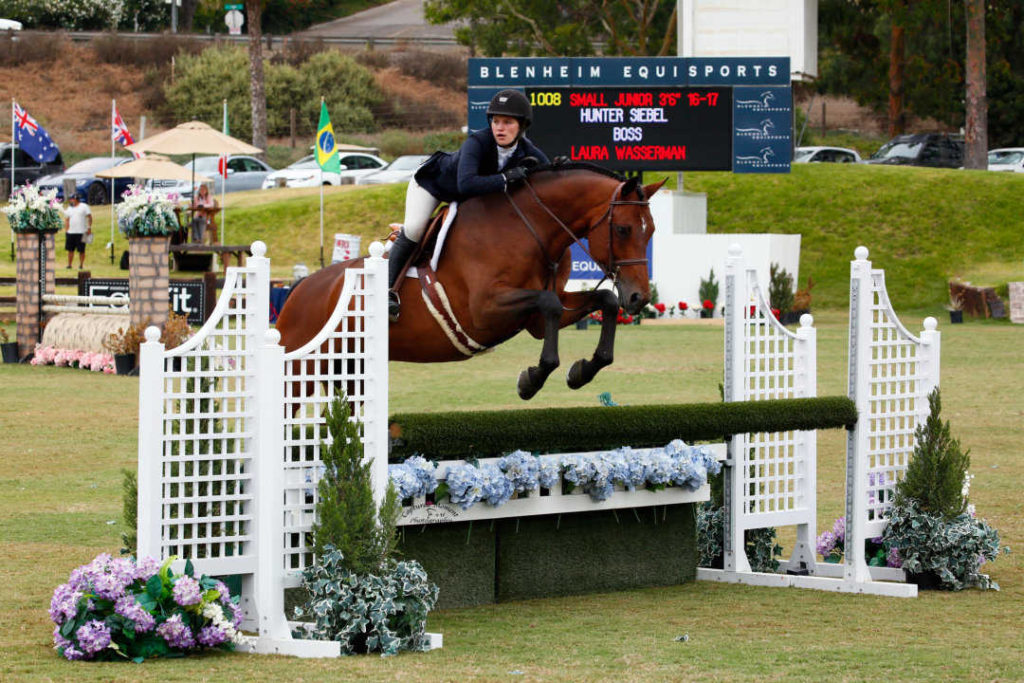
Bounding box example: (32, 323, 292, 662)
(114, 353, 136, 376)
(906, 570, 944, 590)
(1, 341, 19, 363)
(949, 310, 963, 324)
(699, 309, 713, 319)
(781, 309, 809, 325)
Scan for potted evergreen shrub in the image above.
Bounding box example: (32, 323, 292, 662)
(295, 396, 438, 655)
(769, 263, 797, 324)
(882, 389, 1007, 590)
(698, 268, 718, 318)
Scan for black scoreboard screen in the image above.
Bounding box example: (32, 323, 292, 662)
(524, 87, 734, 172)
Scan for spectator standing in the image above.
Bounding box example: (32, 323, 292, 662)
(64, 195, 92, 269)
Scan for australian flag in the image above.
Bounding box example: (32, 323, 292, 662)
(13, 101, 60, 163)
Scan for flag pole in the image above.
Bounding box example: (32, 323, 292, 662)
(221, 99, 227, 245)
(320, 168, 325, 268)
(9, 98, 15, 262)
(109, 99, 116, 264)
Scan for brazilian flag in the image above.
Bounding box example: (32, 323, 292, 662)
(315, 101, 341, 174)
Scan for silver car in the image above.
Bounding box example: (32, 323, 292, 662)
(355, 155, 430, 185)
(148, 155, 274, 197)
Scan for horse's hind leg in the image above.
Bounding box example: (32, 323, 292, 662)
(567, 288, 619, 390)
(517, 290, 564, 401)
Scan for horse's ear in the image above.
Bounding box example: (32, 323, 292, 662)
(643, 178, 668, 198)
(622, 176, 639, 197)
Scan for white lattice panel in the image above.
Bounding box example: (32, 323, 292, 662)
(860, 270, 936, 523)
(139, 265, 265, 576)
(279, 263, 387, 582)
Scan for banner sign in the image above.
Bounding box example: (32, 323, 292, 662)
(569, 239, 653, 281)
(468, 57, 791, 173)
(82, 278, 207, 325)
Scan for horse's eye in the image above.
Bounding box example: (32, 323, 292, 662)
(614, 224, 630, 237)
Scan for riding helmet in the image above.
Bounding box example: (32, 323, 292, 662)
(486, 89, 532, 129)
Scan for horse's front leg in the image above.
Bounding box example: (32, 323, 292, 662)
(565, 288, 619, 390)
(516, 289, 564, 401)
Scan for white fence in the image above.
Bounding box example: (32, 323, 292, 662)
(698, 246, 939, 597)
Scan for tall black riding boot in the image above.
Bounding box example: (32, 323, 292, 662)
(387, 231, 417, 321)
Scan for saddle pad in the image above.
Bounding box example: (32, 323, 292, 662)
(398, 202, 458, 280)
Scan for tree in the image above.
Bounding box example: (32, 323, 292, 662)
(963, 0, 986, 169)
(245, 0, 268, 158)
(817, 0, 1021, 148)
(424, 0, 677, 56)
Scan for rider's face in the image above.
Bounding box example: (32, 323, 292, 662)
(490, 115, 520, 148)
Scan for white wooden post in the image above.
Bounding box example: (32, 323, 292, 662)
(136, 326, 165, 560)
(844, 246, 873, 584)
(364, 242, 390, 512)
(919, 317, 941, 409)
(789, 314, 818, 571)
(722, 244, 751, 573)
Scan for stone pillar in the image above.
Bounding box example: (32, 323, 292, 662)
(15, 231, 56, 359)
(129, 235, 171, 332)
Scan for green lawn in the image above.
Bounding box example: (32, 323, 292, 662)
(1, 310, 1021, 680)
(3, 164, 1023, 311)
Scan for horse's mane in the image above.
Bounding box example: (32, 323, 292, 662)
(526, 162, 625, 182)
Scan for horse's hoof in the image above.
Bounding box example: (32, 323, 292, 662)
(567, 359, 589, 390)
(517, 369, 539, 400)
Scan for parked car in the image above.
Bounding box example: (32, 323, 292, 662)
(36, 156, 133, 204)
(793, 146, 862, 164)
(148, 155, 274, 197)
(261, 153, 386, 189)
(356, 155, 430, 185)
(0, 18, 22, 30)
(865, 133, 964, 168)
(0, 143, 64, 188)
(986, 148, 1024, 173)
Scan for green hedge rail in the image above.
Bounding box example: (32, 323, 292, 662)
(389, 396, 857, 461)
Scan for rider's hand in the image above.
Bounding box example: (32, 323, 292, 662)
(552, 155, 570, 166)
(503, 166, 528, 185)
(519, 156, 540, 169)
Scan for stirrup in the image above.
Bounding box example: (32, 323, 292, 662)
(388, 290, 401, 322)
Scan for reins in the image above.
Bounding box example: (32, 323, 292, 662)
(503, 176, 649, 298)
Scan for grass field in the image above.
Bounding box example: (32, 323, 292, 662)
(3, 163, 1023, 313)
(1, 308, 1021, 681)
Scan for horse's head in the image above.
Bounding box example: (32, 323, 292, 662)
(586, 176, 667, 315)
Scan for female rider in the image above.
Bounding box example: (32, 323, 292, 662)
(388, 89, 550, 320)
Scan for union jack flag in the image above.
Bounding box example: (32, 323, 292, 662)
(112, 105, 135, 147)
(12, 101, 60, 163)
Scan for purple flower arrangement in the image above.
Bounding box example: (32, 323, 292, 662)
(49, 553, 243, 662)
(815, 516, 902, 568)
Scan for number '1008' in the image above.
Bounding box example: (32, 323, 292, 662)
(529, 92, 561, 106)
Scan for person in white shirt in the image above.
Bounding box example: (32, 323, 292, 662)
(64, 195, 92, 269)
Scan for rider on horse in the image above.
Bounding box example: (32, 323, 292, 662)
(387, 89, 550, 321)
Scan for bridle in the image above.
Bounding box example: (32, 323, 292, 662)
(503, 177, 650, 293)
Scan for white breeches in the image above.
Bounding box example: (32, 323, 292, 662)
(403, 179, 440, 243)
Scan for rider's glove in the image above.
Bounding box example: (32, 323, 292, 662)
(503, 166, 528, 186)
(552, 155, 570, 166)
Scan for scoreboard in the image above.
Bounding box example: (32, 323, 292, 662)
(468, 57, 792, 174)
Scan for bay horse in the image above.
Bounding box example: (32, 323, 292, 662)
(275, 163, 666, 400)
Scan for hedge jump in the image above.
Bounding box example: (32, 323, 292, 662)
(388, 397, 857, 461)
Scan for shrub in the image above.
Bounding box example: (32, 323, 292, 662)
(883, 499, 1005, 590)
(294, 546, 438, 656)
(92, 32, 201, 68)
(768, 262, 795, 313)
(0, 30, 66, 66)
(1, 0, 121, 29)
(696, 502, 783, 572)
(313, 396, 399, 575)
(103, 321, 148, 357)
(120, 469, 137, 556)
(698, 268, 718, 310)
(896, 388, 969, 520)
(293, 51, 380, 135)
(163, 46, 252, 138)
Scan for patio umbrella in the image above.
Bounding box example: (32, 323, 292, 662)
(96, 155, 213, 253)
(126, 121, 262, 243)
(94, 154, 213, 183)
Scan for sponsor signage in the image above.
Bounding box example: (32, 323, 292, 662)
(569, 239, 653, 281)
(82, 278, 207, 325)
(468, 57, 791, 173)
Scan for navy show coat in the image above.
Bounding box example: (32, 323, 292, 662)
(414, 128, 549, 204)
